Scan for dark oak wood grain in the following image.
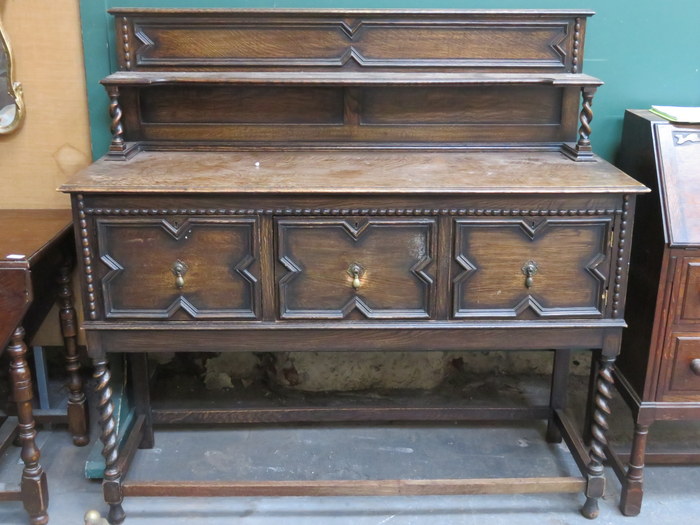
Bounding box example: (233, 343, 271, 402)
(122, 477, 586, 498)
(63, 151, 645, 194)
(97, 9, 603, 156)
(109, 9, 592, 74)
(59, 9, 647, 523)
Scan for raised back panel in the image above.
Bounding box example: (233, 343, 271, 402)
(112, 10, 590, 73)
(103, 9, 597, 153)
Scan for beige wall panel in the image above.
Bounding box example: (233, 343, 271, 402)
(0, 0, 91, 209)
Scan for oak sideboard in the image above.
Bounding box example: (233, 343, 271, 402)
(60, 9, 647, 523)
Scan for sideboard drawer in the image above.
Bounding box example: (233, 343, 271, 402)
(453, 217, 611, 318)
(676, 259, 700, 323)
(276, 217, 436, 319)
(96, 217, 259, 319)
(665, 335, 700, 397)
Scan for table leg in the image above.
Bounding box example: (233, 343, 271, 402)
(94, 356, 125, 524)
(8, 326, 48, 525)
(58, 263, 89, 446)
(581, 351, 615, 519)
(582, 348, 601, 446)
(546, 349, 570, 443)
(619, 422, 649, 516)
(130, 353, 154, 449)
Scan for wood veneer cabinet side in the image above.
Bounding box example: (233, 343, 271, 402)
(611, 110, 700, 516)
(616, 110, 668, 399)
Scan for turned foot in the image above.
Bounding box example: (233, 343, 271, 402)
(619, 423, 649, 516)
(108, 503, 126, 524)
(581, 496, 599, 519)
(619, 486, 642, 516)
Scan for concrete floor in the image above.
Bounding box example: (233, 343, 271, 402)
(1, 374, 699, 525)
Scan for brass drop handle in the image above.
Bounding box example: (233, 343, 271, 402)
(172, 260, 188, 290)
(521, 261, 539, 288)
(690, 359, 700, 376)
(347, 263, 365, 290)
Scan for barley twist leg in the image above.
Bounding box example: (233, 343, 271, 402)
(581, 354, 614, 519)
(94, 357, 125, 524)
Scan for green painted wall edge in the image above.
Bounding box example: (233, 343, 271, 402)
(79, 0, 700, 162)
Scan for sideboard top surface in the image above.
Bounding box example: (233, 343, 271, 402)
(61, 150, 647, 195)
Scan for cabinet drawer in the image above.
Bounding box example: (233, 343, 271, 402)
(96, 217, 259, 319)
(453, 217, 611, 318)
(676, 259, 700, 323)
(665, 335, 700, 397)
(276, 217, 436, 319)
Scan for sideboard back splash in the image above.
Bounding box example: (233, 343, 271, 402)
(110, 9, 590, 73)
(103, 9, 598, 154)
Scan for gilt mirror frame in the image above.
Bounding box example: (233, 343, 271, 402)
(0, 11, 24, 134)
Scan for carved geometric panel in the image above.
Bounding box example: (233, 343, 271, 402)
(454, 217, 611, 318)
(97, 217, 258, 319)
(125, 15, 575, 71)
(277, 217, 435, 319)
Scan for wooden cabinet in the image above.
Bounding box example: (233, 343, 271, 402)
(610, 110, 700, 516)
(60, 10, 647, 524)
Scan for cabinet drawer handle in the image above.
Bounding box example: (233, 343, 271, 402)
(521, 260, 539, 288)
(690, 359, 700, 376)
(172, 260, 188, 290)
(347, 263, 365, 290)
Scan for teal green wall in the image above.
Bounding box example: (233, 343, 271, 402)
(80, 1, 700, 162)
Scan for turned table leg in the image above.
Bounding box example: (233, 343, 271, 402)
(8, 326, 49, 525)
(94, 356, 126, 524)
(619, 422, 649, 516)
(58, 263, 89, 446)
(581, 352, 615, 519)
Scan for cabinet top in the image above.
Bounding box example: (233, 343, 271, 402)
(61, 150, 647, 195)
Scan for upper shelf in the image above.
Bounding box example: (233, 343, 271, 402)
(110, 9, 592, 74)
(102, 71, 603, 88)
(101, 9, 601, 160)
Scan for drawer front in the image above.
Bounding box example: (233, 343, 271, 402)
(96, 217, 259, 319)
(453, 217, 611, 318)
(663, 335, 700, 398)
(276, 217, 436, 319)
(676, 259, 700, 323)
